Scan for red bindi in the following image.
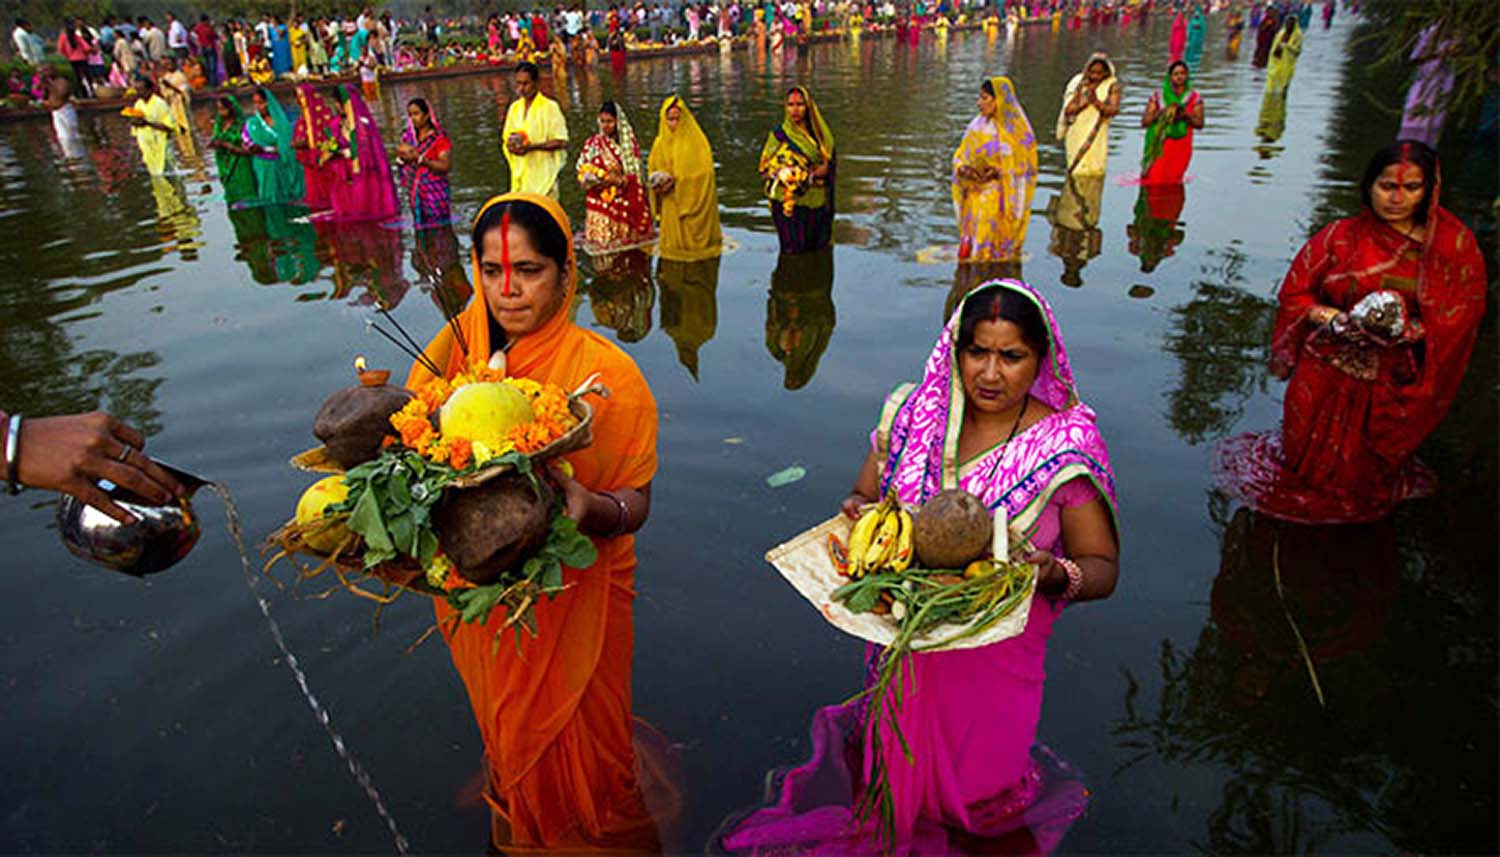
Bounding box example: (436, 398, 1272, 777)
(500, 210, 513, 297)
(1395, 163, 1422, 185)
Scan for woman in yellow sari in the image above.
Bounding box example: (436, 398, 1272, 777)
(128, 77, 181, 177)
(1264, 15, 1303, 95)
(648, 95, 723, 262)
(952, 76, 1038, 263)
(759, 86, 836, 254)
(406, 192, 661, 851)
(1057, 52, 1120, 178)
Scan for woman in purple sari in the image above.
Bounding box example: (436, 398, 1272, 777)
(723, 279, 1120, 854)
(326, 83, 399, 223)
(394, 97, 452, 227)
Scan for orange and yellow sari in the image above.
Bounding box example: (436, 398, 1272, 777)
(407, 192, 661, 851)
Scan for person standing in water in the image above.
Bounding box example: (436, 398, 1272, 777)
(501, 61, 570, 198)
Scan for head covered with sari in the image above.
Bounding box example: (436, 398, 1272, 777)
(406, 192, 660, 845)
(648, 95, 722, 261)
(1142, 60, 1194, 171)
(590, 100, 644, 178)
(295, 82, 340, 150)
(250, 87, 297, 161)
(953, 76, 1039, 210)
(876, 279, 1117, 539)
(1056, 51, 1117, 141)
(760, 84, 835, 170)
(212, 94, 247, 142)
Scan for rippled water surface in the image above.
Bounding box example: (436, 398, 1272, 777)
(1, 13, 1495, 854)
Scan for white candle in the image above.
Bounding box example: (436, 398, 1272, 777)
(993, 505, 1009, 560)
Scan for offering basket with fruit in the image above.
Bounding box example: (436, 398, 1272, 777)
(263, 357, 607, 643)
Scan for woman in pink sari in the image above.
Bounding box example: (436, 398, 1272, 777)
(723, 279, 1120, 855)
(292, 83, 341, 212)
(326, 83, 399, 223)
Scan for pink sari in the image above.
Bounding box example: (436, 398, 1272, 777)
(327, 84, 399, 223)
(723, 279, 1118, 855)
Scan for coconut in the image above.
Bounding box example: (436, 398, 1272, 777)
(433, 473, 555, 584)
(313, 385, 414, 469)
(913, 489, 992, 570)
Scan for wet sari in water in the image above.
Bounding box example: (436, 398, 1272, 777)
(211, 96, 257, 204)
(1265, 22, 1303, 94)
(724, 279, 1117, 854)
(132, 94, 178, 177)
(399, 104, 453, 226)
(759, 85, 836, 254)
(327, 84, 399, 222)
(407, 192, 662, 851)
(648, 96, 723, 262)
(1057, 52, 1118, 178)
(577, 105, 655, 253)
(952, 76, 1037, 263)
(243, 92, 306, 204)
(1141, 68, 1200, 184)
(1217, 202, 1487, 524)
(293, 84, 341, 211)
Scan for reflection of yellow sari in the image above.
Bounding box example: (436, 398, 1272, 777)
(1058, 53, 1117, 178)
(648, 96, 722, 262)
(658, 256, 721, 379)
(951, 76, 1037, 263)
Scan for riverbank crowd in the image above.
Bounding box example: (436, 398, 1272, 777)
(2, 0, 1489, 853)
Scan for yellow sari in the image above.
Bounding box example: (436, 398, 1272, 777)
(502, 93, 570, 197)
(1058, 52, 1118, 178)
(951, 76, 1038, 263)
(647, 96, 723, 262)
(1265, 23, 1303, 94)
(132, 94, 177, 176)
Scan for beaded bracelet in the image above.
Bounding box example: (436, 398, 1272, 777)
(5, 412, 22, 496)
(1058, 556, 1084, 601)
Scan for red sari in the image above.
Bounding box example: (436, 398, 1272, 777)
(576, 111, 656, 256)
(1217, 207, 1488, 523)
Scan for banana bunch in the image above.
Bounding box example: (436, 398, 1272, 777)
(845, 488, 914, 578)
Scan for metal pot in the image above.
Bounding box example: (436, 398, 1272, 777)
(56, 462, 210, 577)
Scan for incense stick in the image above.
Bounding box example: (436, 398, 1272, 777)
(365, 319, 443, 377)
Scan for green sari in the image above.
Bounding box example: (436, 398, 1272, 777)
(244, 91, 306, 205)
(758, 85, 836, 212)
(212, 97, 258, 205)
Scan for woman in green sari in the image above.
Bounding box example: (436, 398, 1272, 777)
(208, 96, 259, 205)
(243, 87, 305, 206)
(758, 86, 836, 254)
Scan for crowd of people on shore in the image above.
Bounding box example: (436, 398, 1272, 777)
(2, 0, 1488, 853)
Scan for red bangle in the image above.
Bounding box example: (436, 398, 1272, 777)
(1058, 557, 1083, 601)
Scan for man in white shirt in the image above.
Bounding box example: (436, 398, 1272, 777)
(140, 18, 168, 63)
(166, 12, 189, 60)
(11, 19, 44, 65)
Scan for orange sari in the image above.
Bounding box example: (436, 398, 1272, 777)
(406, 192, 660, 850)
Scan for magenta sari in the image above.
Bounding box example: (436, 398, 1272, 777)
(327, 84, 399, 223)
(724, 279, 1118, 855)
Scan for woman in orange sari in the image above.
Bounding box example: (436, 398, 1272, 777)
(406, 192, 661, 851)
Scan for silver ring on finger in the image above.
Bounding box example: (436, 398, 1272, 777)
(116, 445, 132, 463)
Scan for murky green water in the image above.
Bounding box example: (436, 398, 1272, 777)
(1, 15, 1495, 853)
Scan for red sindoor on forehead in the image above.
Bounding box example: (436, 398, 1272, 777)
(500, 210, 513, 297)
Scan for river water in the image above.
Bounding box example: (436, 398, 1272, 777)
(1, 13, 1495, 854)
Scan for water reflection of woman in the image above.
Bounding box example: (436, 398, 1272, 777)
(410, 225, 473, 312)
(316, 219, 407, 307)
(658, 256, 721, 380)
(1126, 182, 1186, 273)
(952, 76, 1038, 263)
(587, 249, 656, 342)
(576, 101, 656, 254)
(405, 193, 661, 852)
(726, 280, 1119, 852)
(1217, 142, 1487, 524)
(764, 248, 836, 390)
(1058, 52, 1120, 178)
(1045, 174, 1104, 287)
(759, 86, 836, 254)
(648, 96, 723, 262)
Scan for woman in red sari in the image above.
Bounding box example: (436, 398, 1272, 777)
(1217, 141, 1488, 523)
(576, 100, 656, 256)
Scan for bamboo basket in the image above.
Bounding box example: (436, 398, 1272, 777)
(764, 511, 1034, 652)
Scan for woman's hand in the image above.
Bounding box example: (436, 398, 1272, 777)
(841, 492, 874, 520)
(395, 142, 415, 161)
(11, 412, 184, 524)
(553, 467, 594, 523)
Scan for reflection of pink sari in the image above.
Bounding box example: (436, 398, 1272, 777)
(724, 280, 1118, 855)
(328, 84, 399, 223)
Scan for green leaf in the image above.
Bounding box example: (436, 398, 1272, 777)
(846, 585, 883, 614)
(417, 529, 439, 568)
(548, 516, 598, 569)
(540, 558, 564, 591)
(388, 511, 416, 557)
(348, 487, 392, 554)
